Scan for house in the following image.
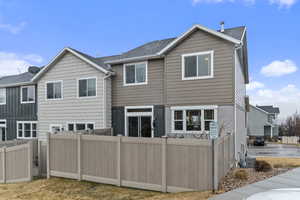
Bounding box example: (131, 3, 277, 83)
(248, 105, 280, 138)
(32, 23, 249, 161)
(0, 67, 40, 140)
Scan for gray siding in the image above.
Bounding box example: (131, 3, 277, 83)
(0, 86, 37, 140)
(153, 105, 165, 137)
(112, 106, 125, 136)
(111, 59, 164, 106)
(247, 106, 269, 137)
(164, 29, 235, 106)
(37, 52, 111, 141)
(236, 106, 247, 160)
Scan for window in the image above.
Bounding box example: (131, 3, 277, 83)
(182, 51, 213, 80)
(17, 121, 37, 139)
(124, 62, 147, 86)
(172, 106, 217, 133)
(78, 78, 96, 97)
(67, 122, 95, 131)
(50, 124, 62, 133)
(0, 88, 6, 105)
(21, 86, 35, 103)
(46, 81, 62, 99)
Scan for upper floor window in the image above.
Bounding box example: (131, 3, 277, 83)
(21, 86, 35, 104)
(78, 78, 96, 97)
(124, 62, 147, 86)
(182, 51, 214, 80)
(0, 88, 6, 105)
(46, 81, 62, 100)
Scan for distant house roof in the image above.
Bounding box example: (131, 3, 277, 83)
(257, 106, 280, 114)
(0, 72, 35, 87)
(103, 25, 246, 64)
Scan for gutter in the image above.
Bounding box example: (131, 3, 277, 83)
(0, 81, 35, 88)
(104, 54, 163, 64)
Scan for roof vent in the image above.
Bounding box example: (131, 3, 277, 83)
(220, 21, 225, 33)
(28, 66, 40, 74)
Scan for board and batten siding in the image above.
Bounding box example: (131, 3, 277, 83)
(164, 29, 235, 106)
(37, 52, 111, 141)
(111, 59, 164, 106)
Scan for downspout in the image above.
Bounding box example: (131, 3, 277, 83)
(103, 72, 113, 129)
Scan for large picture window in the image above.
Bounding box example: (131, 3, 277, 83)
(172, 106, 217, 133)
(46, 81, 62, 99)
(17, 121, 37, 139)
(21, 86, 35, 103)
(0, 88, 6, 105)
(124, 62, 147, 86)
(78, 78, 96, 97)
(182, 51, 213, 80)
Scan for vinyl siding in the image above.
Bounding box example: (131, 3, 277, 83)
(0, 86, 37, 140)
(165, 29, 235, 106)
(111, 59, 164, 106)
(37, 52, 110, 141)
(248, 106, 269, 137)
(235, 51, 246, 108)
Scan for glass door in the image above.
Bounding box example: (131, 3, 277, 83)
(0, 128, 5, 141)
(127, 116, 152, 137)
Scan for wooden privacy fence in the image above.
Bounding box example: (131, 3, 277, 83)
(0, 140, 36, 183)
(282, 136, 299, 144)
(47, 133, 235, 192)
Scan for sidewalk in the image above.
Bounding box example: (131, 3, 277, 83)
(210, 168, 300, 200)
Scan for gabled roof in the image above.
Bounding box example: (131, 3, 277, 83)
(257, 106, 280, 114)
(0, 72, 35, 87)
(104, 25, 245, 64)
(250, 105, 269, 115)
(32, 47, 113, 82)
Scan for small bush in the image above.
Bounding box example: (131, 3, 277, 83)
(234, 169, 248, 180)
(255, 160, 272, 172)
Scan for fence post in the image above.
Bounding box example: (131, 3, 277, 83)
(117, 136, 121, 186)
(212, 139, 219, 192)
(46, 132, 50, 179)
(28, 141, 33, 181)
(2, 147, 6, 184)
(77, 133, 82, 181)
(161, 136, 167, 193)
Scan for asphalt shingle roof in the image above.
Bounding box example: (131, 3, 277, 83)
(0, 72, 35, 86)
(98, 26, 245, 62)
(257, 106, 280, 114)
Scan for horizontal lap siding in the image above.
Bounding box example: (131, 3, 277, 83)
(37, 52, 109, 141)
(165, 30, 235, 106)
(111, 59, 164, 106)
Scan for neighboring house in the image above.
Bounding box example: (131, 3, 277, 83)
(31, 48, 114, 141)
(248, 105, 280, 138)
(0, 67, 40, 140)
(29, 23, 248, 161)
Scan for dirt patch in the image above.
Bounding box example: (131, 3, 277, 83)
(219, 168, 288, 192)
(0, 178, 213, 200)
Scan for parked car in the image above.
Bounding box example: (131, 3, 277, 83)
(253, 137, 265, 146)
(246, 188, 300, 200)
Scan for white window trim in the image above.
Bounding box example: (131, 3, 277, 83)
(45, 80, 63, 100)
(66, 122, 96, 131)
(123, 61, 148, 86)
(0, 88, 6, 105)
(170, 105, 218, 134)
(77, 77, 97, 98)
(0, 119, 6, 128)
(182, 50, 214, 81)
(20, 85, 36, 104)
(17, 121, 37, 139)
(49, 124, 63, 133)
(124, 105, 154, 137)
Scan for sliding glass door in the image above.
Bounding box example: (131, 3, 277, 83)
(128, 116, 152, 137)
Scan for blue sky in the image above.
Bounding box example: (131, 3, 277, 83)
(0, 0, 299, 119)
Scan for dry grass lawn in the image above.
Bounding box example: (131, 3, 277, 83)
(257, 157, 300, 168)
(0, 178, 213, 200)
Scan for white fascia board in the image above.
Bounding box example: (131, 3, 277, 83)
(158, 24, 241, 55)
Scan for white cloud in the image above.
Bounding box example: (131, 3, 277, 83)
(192, 0, 297, 7)
(250, 84, 300, 120)
(260, 60, 297, 77)
(0, 21, 26, 34)
(0, 52, 43, 76)
(246, 81, 265, 91)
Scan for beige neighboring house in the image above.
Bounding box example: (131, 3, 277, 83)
(32, 23, 249, 161)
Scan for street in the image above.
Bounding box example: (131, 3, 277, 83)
(248, 143, 300, 157)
